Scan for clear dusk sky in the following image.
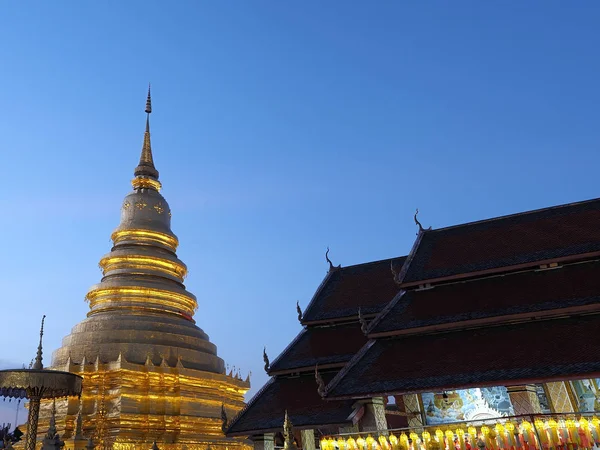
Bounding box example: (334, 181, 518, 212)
(0, 1, 599, 425)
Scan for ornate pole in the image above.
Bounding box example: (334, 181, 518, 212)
(25, 393, 41, 450)
(25, 316, 47, 450)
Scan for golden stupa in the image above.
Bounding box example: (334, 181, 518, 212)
(36, 88, 250, 450)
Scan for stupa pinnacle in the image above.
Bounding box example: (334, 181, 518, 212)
(36, 89, 250, 450)
(133, 84, 160, 183)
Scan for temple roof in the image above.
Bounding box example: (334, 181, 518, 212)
(400, 198, 600, 286)
(371, 259, 600, 336)
(325, 314, 600, 399)
(227, 372, 355, 436)
(302, 257, 405, 323)
(268, 322, 367, 375)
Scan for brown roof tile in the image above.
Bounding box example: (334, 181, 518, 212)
(372, 260, 600, 335)
(327, 314, 600, 399)
(269, 323, 368, 374)
(303, 257, 406, 323)
(227, 372, 355, 436)
(402, 198, 600, 284)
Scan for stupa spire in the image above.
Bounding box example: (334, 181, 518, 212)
(32, 315, 46, 370)
(133, 84, 161, 190)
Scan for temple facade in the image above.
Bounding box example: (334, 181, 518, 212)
(227, 200, 600, 450)
(36, 89, 250, 450)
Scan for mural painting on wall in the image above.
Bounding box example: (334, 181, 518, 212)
(423, 387, 514, 425)
(572, 380, 600, 412)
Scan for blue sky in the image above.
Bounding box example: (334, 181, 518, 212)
(0, 0, 599, 425)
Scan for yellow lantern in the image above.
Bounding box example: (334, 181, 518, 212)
(357, 436, 366, 450)
(435, 430, 444, 443)
(400, 433, 409, 450)
(321, 440, 329, 450)
(347, 437, 357, 450)
(410, 432, 420, 450)
(456, 429, 466, 450)
(338, 438, 347, 450)
(389, 434, 399, 450)
(379, 435, 390, 450)
(467, 427, 477, 442)
(445, 431, 455, 450)
(366, 435, 375, 450)
(422, 432, 431, 444)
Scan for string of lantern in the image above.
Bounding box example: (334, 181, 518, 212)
(320, 415, 600, 450)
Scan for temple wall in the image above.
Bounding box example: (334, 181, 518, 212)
(35, 362, 249, 450)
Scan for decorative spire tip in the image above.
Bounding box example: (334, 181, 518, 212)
(145, 84, 152, 114)
(32, 315, 46, 370)
(133, 85, 160, 187)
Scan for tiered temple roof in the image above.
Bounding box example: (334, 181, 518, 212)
(227, 257, 405, 436)
(228, 197, 600, 439)
(400, 198, 600, 285)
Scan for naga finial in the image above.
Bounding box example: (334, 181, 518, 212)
(325, 247, 341, 272)
(414, 208, 424, 233)
(32, 315, 46, 370)
(296, 301, 303, 323)
(221, 404, 228, 433)
(358, 307, 368, 335)
(414, 209, 431, 234)
(315, 365, 326, 397)
(263, 347, 270, 374)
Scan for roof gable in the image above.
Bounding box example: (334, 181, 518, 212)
(302, 256, 405, 323)
(402, 198, 600, 285)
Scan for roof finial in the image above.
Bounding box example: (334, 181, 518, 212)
(133, 84, 160, 188)
(32, 315, 46, 370)
(221, 404, 228, 433)
(325, 247, 341, 272)
(414, 209, 431, 234)
(263, 347, 270, 374)
(296, 301, 303, 323)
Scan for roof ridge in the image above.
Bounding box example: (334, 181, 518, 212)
(268, 328, 307, 374)
(431, 197, 600, 233)
(301, 269, 335, 322)
(324, 339, 375, 397)
(340, 255, 406, 270)
(365, 290, 407, 335)
(396, 228, 426, 285)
